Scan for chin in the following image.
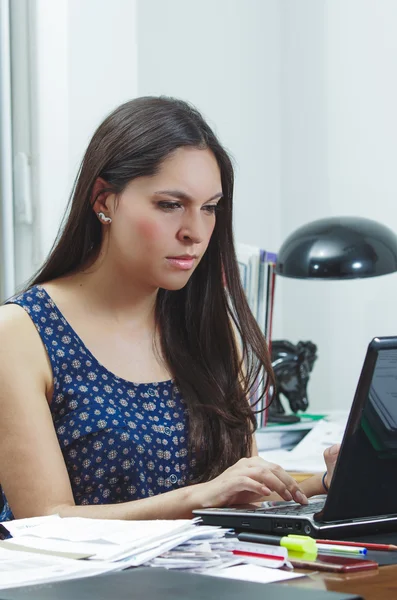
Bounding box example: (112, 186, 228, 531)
(160, 281, 190, 292)
(158, 274, 193, 292)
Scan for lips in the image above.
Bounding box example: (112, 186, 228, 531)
(167, 255, 197, 260)
(166, 255, 197, 270)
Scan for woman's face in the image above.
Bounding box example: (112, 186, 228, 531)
(105, 147, 223, 291)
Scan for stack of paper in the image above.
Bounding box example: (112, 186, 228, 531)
(1, 516, 217, 567)
(0, 516, 235, 588)
(0, 515, 308, 588)
(148, 535, 305, 584)
(258, 414, 348, 472)
(255, 419, 318, 451)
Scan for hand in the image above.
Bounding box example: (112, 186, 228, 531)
(323, 443, 341, 490)
(195, 456, 308, 509)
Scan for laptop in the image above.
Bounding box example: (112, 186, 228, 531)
(194, 336, 397, 539)
(0, 567, 363, 600)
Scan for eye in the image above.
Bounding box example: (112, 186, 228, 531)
(202, 204, 221, 215)
(158, 201, 182, 211)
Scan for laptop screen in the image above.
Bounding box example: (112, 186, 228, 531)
(321, 337, 397, 522)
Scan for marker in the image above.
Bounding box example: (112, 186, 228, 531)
(237, 532, 317, 554)
(316, 543, 367, 555)
(316, 539, 397, 552)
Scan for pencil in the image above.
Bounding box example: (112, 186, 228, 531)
(316, 539, 397, 551)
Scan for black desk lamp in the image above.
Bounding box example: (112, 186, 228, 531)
(268, 216, 397, 424)
(276, 216, 397, 280)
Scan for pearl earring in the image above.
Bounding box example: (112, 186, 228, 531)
(97, 211, 112, 224)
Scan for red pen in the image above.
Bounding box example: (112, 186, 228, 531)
(232, 550, 286, 561)
(316, 539, 397, 552)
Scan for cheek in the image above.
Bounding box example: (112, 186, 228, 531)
(135, 218, 167, 244)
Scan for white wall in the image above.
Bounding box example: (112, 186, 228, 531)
(29, 0, 138, 269)
(278, 0, 397, 413)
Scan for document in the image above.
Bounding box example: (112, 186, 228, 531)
(1, 516, 229, 566)
(259, 415, 348, 472)
(0, 515, 305, 587)
(206, 564, 305, 584)
(0, 546, 119, 590)
(3, 514, 62, 537)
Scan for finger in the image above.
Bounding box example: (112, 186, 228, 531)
(259, 468, 306, 504)
(238, 466, 296, 502)
(267, 464, 308, 504)
(233, 475, 271, 497)
(324, 443, 340, 459)
(232, 461, 308, 504)
(244, 457, 305, 498)
(259, 471, 294, 501)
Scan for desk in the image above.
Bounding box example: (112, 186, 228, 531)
(284, 563, 397, 600)
(289, 472, 316, 483)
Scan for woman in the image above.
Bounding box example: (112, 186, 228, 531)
(0, 97, 338, 521)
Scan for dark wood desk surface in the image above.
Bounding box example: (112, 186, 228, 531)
(284, 564, 397, 600)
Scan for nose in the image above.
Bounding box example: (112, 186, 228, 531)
(177, 210, 206, 245)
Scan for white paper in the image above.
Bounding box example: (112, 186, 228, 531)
(206, 564, 305, 584)
(258, 448, 326, 472)
(1, 515, 62, 537)
(4, 527, 200, 563)
(3, 536, 108, 559)
(3, 517, 225, 565)
(0, 546, 120, 590)
(2, 515, 303, 586)
(291, 417, 347, 457)
(259, 415, 348, 472)
(14, 517, 196, 544)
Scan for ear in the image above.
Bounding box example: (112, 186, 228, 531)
(91, 177, 115, 216)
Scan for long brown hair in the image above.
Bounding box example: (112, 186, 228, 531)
(28, 96, 274, 483)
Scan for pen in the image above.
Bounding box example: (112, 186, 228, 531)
(316, 543, 367, 555)
(316, 539, 397, 552)
(237, 532, 317, 554)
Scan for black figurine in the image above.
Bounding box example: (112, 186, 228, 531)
(267, 340, 318, 423)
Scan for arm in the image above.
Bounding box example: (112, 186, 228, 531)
(0, 306, 307, 520)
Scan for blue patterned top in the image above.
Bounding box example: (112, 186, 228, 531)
(0, 285, 194, 521)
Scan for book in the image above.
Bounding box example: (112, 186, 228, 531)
(236, 244, 277, 428)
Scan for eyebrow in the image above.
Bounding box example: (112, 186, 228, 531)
(153, 190, 223, 203)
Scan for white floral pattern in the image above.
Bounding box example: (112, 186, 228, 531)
(0, 286, 194, 520)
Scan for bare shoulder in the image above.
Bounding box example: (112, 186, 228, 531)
(0, 302, 41, 346)
(0, 302, 52, 392)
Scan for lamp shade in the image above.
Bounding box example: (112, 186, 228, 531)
(276, 216, 397, 280)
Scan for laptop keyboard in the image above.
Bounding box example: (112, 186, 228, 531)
(254, 500, 325, 515)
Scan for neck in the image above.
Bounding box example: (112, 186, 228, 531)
(66, 251, 159, 327)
